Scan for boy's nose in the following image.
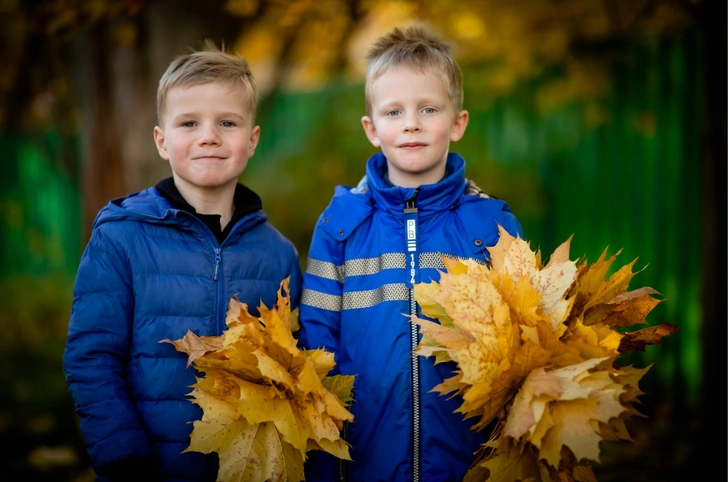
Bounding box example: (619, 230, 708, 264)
(403, 118, 421, 133)
(199, 126, 221, 144)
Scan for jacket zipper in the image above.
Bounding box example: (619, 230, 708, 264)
(338, 421, 349, 481)
(404, 190, 420, 482)
(212, 247, 224, 335)
(213, 248, 221, 281)
(182, 212, 225, 332)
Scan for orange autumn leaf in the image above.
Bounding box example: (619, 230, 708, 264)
(163, 330, 224, 368)
(618, 322, 680, 353)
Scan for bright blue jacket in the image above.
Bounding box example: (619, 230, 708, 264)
(297, 153, 523, 482)
(62, 186, 302, 481)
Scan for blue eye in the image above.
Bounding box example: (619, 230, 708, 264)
(423, 107, 436, 114)
(181, 121, 195, 127)
(386, 110, 401, 117)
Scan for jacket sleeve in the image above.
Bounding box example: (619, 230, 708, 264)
(296, 213, 344, 361)
(62, 226, 156, 478)
(296, 213, 346, 482)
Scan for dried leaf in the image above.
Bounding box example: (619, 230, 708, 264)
(160, 330, 223, 368)
(618, 323, 680, 352)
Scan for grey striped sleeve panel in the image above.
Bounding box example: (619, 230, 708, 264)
(419, 252, 487, 269)
(301, 289, 343, 312)
(304, 258, 345, 282)
(305, 253, 406, 283)
(302, 252, 487, 311)
(302, 283, 410, 311)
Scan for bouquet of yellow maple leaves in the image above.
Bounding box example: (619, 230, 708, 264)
(410, 226, 679, 482)
(162, 278, 354, 482)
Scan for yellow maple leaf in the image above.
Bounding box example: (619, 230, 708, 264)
(322, 373, 355, 406)
(478, 445, 542, 482)
(504, 358, 628, 467)
(183, 388, 303, 482)
(161, 277, 354, 482)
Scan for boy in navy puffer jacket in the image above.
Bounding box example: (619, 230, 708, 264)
(297, 25, 524, 482)
(62, 42, 302, 482)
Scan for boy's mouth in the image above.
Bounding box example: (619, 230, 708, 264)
(399, 142, 426, 149)
(193, 155, 225, 160)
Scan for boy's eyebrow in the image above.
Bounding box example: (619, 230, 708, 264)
(171, 111, 247, 119)
(376, 97, 445, 107)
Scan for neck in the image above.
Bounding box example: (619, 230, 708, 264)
(173, 176, 236, 230)
(387, 162, 448, 188)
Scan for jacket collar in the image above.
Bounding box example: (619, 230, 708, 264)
(96, 183, 266, 236)
(154, 177, 262, 243)
(365, 152, 467, 214)
(154, 177, 262, 217)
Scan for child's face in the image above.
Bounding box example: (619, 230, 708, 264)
(361, 67, 468, 188)
(153, 82, 259, 193)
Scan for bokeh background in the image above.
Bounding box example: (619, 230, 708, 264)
(1, 0, 725, 481)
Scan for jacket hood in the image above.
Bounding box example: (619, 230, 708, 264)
(93, 187, 267, 231)
(364, 152, 467, 215)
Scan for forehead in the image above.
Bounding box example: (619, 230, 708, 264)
(369, 66, 450, 104)
(164, 82, 250, 114)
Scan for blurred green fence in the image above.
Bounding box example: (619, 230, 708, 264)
(1, 132, 82, 277)
(462, 29, 704, 407)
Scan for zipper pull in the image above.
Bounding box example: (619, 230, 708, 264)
(213, 248, 221, 281)
(404, 189, 420, 283)
(404, 188, 419, 213)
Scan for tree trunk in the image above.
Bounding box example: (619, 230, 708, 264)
(83, 21, 126, 240)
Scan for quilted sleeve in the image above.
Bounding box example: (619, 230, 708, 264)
(62, 226, 156, 477)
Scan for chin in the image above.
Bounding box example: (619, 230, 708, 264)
(188, 177, 236, 189)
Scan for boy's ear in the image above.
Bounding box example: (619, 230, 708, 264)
(450, 110, 469, 142)
(248, 125, 261, 157)
(153, 126, 169, 160)
(361, 116, 381, 148)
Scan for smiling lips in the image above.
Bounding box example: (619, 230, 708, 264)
(399, 142, 426, 150)
(193, 155, 225, 160)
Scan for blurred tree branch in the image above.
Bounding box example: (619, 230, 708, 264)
(1, 0, 701, 137)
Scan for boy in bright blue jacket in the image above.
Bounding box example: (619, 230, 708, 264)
(297, 25, 524, 482)
(62, 43, 302, 482)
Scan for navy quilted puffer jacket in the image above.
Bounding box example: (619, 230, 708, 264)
(62, 186, 302, 481)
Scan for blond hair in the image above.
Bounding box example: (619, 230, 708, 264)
(156, 40, 258, 126)
(364, 25, 463, 117)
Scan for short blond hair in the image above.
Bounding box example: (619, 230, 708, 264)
(156, 40, 258, 126)
(364, 25, 463, 117)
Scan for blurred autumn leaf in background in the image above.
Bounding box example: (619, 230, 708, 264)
(230, 0, 696, 106)
(0, 0, 699, 131)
